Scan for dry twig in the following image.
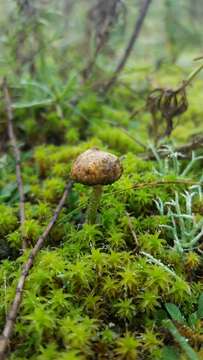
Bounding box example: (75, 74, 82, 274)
(106, 179, 201, 197)
(2, 79, 27, 250)
(176, 134, 203, 155)
(103, 0, 152, 93)
(125, 211, 138, 247)
(83, 0, 121, 79)
(0, 180, 73, 360)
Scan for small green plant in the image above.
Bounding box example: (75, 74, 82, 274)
(163, 319, 200, 360)
(165, 292, 203, 329)
(155, 188, 203, 252)
(161, 292, 203, 359)
(60, 316, 98, 356)
(114, 298, 136, 321)
(115, 333, 140, 360)
(150, 144, 203, 177)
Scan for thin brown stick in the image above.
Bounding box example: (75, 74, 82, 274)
(2, 79, 27, 250)
(175, 62, 203, 93)
(103, 0, 153, 93)
(105, 120, 147, 150)
(0, 180, 73, 360)
(129, 105, 146, 120)
(83, 0, 120, 79)
(117, 126, 147, 150)
(176, 134, 203, 154)
(126, 211, 138, 246)
(104, 179, 201, 197)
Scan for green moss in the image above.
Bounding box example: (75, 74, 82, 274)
(0, 204, 18, 236)
(94, 125, 141, 153)
(1, 69, 203, 358)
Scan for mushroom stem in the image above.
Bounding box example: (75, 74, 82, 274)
(87, 185, 103, 224)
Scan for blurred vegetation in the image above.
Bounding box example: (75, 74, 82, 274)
(0, 0, 203, 359)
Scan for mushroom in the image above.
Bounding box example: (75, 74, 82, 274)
(71, 148, 123, 224)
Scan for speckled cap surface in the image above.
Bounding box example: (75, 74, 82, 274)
(71, 148, 123, 186)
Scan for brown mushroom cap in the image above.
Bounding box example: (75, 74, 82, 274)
(71, 148, 123, 186)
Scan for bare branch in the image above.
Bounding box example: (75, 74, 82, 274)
(2, 79, 27, 250)
(0, 180, 73, 360)
(103, 0, 153, 93)
(177, 134, 203, 154)
(107, 179, 201, 197)
(83, 0, 121, 79)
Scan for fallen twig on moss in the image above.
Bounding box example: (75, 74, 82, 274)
(0, 180, 73, 360)
(141, 252, 186, 281)
(2, 79, 27, 250)
(105, 179, 202, 198)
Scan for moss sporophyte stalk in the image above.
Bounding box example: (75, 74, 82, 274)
(71, 148, 123, 224)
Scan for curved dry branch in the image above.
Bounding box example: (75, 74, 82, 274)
(83, 0, 121, 79)
(0, 180, 73, 360)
